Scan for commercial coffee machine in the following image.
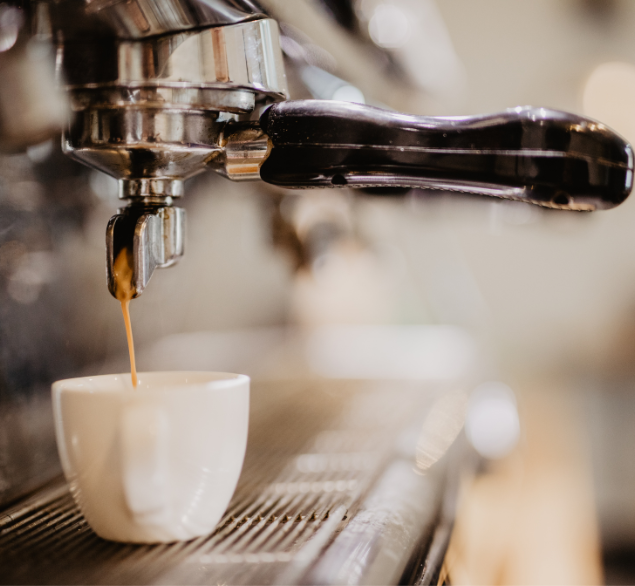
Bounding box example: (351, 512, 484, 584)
(0, 0, 632, 584)
(2, 0, 630, 297)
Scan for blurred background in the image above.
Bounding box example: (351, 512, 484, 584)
(4, 0, 635, 583)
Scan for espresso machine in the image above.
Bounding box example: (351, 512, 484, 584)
(1, 0, 627, 297)
(0, 0, 632, 584)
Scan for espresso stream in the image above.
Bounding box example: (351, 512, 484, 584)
(113, 249, 138, 388)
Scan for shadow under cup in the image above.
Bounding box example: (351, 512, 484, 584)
(52, 372, 250, 543)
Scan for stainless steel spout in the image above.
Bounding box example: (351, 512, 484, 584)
(106, 199, 185, 298)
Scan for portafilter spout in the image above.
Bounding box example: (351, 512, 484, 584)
(106, 188, 185, 299)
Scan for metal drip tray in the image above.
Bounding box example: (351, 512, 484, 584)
(0, 379, 458, 585)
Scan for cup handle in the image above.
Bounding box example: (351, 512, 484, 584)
(120, 403, 170, 525)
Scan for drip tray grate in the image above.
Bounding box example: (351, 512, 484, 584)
(0, 379, 453, 585)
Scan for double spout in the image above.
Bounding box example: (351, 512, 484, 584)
(106, 195, 185, 298)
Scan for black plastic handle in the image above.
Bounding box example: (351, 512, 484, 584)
(259, 100, 634, 211)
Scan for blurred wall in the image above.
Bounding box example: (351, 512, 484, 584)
(394, 0, 635, 376)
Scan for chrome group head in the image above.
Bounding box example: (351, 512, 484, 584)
(57, 2, 287, 297)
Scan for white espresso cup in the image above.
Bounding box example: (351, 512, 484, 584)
(52, 371, 249, 543)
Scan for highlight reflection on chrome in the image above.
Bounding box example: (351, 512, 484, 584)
(465, 382, 520, 460)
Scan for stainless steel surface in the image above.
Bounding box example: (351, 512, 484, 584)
(63, 18, 288, 186)
(260, 0, 423, 113)
(107, 204, 186, 297)
(0, 6, 68, 151)
(0, 144, 98, 508)
(215, 122, 272, 181)
(80, 0, 264, 39)
(0, 379, 457, 585)
(65, 108, 227, 184)
(63, 19, 287, 99)
(119, 179, 185, 200)
(304, 460, 442, 585)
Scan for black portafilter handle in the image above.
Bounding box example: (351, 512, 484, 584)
(259, 100, 634, 211)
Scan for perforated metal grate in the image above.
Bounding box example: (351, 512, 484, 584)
(0, 379, 449, 585)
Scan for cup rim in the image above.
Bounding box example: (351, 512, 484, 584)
(52, 371, 250, 395)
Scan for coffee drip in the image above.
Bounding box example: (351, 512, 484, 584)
(112, 249, 138, 388)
